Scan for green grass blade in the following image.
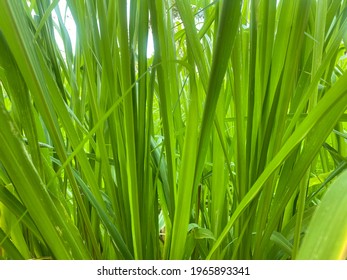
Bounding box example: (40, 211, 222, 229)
(0, 186, 42, 242)
(297, 171, 347, 259)
(0, 228, 24, 260)
(194, 0, 242, 207)
(170, 49, 199, 259)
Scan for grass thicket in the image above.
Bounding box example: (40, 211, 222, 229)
(1, 0, 347, 260)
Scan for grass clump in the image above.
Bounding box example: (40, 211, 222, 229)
(0, 0, 347, 260)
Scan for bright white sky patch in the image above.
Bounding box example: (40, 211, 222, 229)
(51, 0, 76, 58)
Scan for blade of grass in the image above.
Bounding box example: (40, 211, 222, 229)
(297, 170, 347, 259)
(0, 228, 24, 260)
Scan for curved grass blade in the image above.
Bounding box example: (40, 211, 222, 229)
(0, 186, 42, 242)
(0, 228, 24, 260)
(296, 171, 347, 260)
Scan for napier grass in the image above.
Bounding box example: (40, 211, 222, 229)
(0, 0, 347, 260)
